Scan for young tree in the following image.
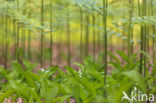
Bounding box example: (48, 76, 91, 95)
(67, 13, 71, 66)
(102, 0, 108, 84)
(138, 0, 143, 74)
(50, 0, 53, 67)
(85, 14, 89, 57)
(4, 7, 8, 69)
(41, 0, 44, 68)
(151, 0, 156, 65)
(80, 7, 83, 62)
(92, 14, 96, 61)
(16, 0, 20, 62)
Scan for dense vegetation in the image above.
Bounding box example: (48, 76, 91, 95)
(0, 0, 156, 102)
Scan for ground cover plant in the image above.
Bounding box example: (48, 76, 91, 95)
(0, 0, 156, 103)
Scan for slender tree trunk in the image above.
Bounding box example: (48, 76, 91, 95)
(2, 16, 5, 60)
(80, 7, 83, 63)
(146, 2, 150, 54)
(0, 16, 2, 60)
(4, 8, 8, 69)
(151, 0, 156, 65)
(128, 0, 133, 64)
(138, 0, 143, 74)
(103, 0, 108, 84)
(143, 0, 147, 77)
(97, 15, 101, 55)
(50, 0, 53, 67)
(67, 13, 71, 66)
(21, 11, 26, 59)
(28, 0, 32, 61)
(28, 21, 31, 60)
(22, 28, 26, 59)
(8, 17, 11, 63)
(109, 18, 113, 61)
(122, 22, 125, 63)
(92, 15, 96, 61)
(28, 30, 31, 60)
(130, 0, 134, 54)
(41, 0, 44, 68)
(146, 27, 150, 54)
(13, 16, 16, 60)
(17, 0, 20, 62)
(85, 14, 89, 57)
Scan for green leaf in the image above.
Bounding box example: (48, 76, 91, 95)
(116, 51, 128, 62)
(46, 86, 58, 103)
(122, 70, 145, 90)
(0, 88, 16, 102)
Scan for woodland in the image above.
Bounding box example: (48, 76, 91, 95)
(0, 0, 156, 103)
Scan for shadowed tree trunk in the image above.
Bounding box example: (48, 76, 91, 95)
(143, 0, 147, 77)
(92, 14, 96, 61)
(41, 0, 44, 68)
(27, 0, 32, 61)
(97, 15, 101, 55)
(103, 0, 108, 84)
(85, 14, 89, 57)
(80, 7, 83, 63)
(4, 8, 8, 69)
(13, 15, 16, 60)
(151, 0, 156, 65)
(22, 26, 26, 59)
(17, 0, 20, 62)
(138, 0, 143, 74)
(128, 0, 133, 65)
(50, 0, 53, 67)
(67, 13, 71, 66)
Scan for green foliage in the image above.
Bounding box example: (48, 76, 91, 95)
(0, 0, 156, 102)
(0, 52, 155, 102)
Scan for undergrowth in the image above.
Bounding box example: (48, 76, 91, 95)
(0, 51, 156, 103)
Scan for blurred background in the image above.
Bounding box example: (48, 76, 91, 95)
(0, 0, 155, 69)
